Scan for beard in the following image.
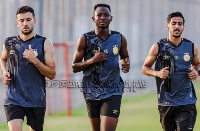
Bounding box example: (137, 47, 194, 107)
(21, 27, 34, 35)
(172, 30, 183, 38)
(172, 34, 181, 38)
(99, 26, 108, 29)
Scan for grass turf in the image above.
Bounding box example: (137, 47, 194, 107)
(0, 82, 200, 131)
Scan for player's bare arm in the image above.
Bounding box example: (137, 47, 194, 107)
(72, 35, 107, 73)
(23, 39, 56, 80)
(119, 35, 130, 73)
(142, 43, 169, 79)
(188, 44, 199, 80)
(0, 43, 11, 85)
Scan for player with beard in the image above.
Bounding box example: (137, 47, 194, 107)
(142, 12, 199, 131)
(0, 6, 56, 131)
(72, 3, 130, 131)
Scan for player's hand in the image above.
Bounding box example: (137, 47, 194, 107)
(188, 68, 198, 80)
(121, 58, 130, 73)
(2, 71, 11, 85)
(23, 45, 36, 63)
(157, 67, 169, 79)
(91, 47, 107, 63)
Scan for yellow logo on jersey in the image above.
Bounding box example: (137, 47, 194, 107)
(183, 53, 190, 62)
(104, 49, 108, 54)
(33, 49, 38, 57)
(113, 45, 118, 55)
(10, 50, 15, 55)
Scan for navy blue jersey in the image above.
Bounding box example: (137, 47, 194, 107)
(155, 38, 196, 106)
(82, 30, 124, 100)
(4, 35, 46, 107)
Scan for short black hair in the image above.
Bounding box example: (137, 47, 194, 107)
(16, 6, 35, 17)
(167, 12, 185, 25)
(94, 3, 111, 12)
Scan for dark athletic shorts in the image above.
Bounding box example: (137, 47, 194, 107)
(158, 104, 196, 131)
(85, 95, 122, 118)
(4, 104, 46, 131)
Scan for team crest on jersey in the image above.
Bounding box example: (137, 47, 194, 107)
(33, 49, 38, 57)
(183, 53, 190, 62)
(113, 45, 118, 55)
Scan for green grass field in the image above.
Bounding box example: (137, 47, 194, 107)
(0, 82, 200, 131)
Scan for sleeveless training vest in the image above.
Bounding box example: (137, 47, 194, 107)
(4, 35, 46, 107)
(155, 38, 196, 106)
(82, 30, 124, 100)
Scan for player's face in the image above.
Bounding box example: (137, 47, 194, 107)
(16, 12, 36, 35)
(167, 17, 184, 38)
(93, 7, 112, 29)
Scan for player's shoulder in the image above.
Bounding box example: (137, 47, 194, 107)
(5, 36, 19, 41)
(5, 36, 20, 45)
(84, 30, 95, 36)
(35, 34, 46, 40)
(157, 38, 168, 43)
(182, 38, 193, 43)
(110, 30, 121, 35)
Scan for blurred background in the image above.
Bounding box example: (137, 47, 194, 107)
(0, 0, 200, 130)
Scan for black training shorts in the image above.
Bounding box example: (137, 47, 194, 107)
(85, 95, 122, 118)
(4, 104, 46, 131)
(158, 104, 197, 131)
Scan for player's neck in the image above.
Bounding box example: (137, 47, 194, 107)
(95, 28, 111, 39)
(168, 36, 182, 46)
(19, 32, 35, 41)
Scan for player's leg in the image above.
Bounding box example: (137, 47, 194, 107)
(8, 119, 23, 131)
(100, 95, 122, 131)
(25, 107, 46, 131)
(175, 104, 197, 131)
(4, 105, 25, 131)
(100, 116, 118, 131)
(29, 127, 35, 131)
(85, 99, 101, 131)
(158, 105, 176, 131)
(89, 118, 101, 131)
